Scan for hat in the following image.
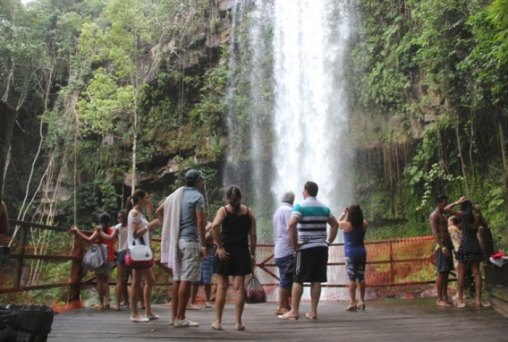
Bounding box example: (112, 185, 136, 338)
(185, 169, 202, 182)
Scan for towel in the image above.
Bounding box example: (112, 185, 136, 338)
(160, 187, 184, 272)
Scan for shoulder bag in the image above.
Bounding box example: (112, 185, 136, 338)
(125, 236, 154, 268)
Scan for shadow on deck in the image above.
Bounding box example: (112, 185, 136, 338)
(48, 298, 508, 342)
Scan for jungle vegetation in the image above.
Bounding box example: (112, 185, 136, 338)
(0, 0, 507, 250)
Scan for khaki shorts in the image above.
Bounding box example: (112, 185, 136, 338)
(173, 239, 201, 282)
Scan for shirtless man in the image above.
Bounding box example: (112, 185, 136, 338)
(429, 195, 454, 307)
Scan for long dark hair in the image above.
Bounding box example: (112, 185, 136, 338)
(226, 185, 242, 213)
(126, 189, 146, 212)
(97, 212, 111, 233)
(348, 204, 364, 230)
(461, 200, 475, 224)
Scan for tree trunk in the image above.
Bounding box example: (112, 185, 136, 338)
(498, 118, 508, 213)
(0, 101, 17, 201)
(454, 115, 469, 196)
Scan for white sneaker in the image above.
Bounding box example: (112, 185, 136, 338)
(174, 319, 199, 327)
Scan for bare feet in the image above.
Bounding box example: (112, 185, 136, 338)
(205, 301, 213, 308)
(437, 300, 452, 307)
(275, 308, 289, 315)
(475, 300, 491, 308)
(211, 321, 222, 330)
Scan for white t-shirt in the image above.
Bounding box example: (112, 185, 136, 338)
(114, 223, 129, 252)
(273, 202, 294, 258)
(127, 209, 150, 248)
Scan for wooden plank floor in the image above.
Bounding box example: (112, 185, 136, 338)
(48, 298, 508, 342)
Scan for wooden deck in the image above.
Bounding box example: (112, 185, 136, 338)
(48, 298, 508, 341)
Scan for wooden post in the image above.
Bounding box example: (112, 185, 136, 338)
(68, 233, 84, 308)
(389, 241, 394, 284)
(14, 223, 28, 289)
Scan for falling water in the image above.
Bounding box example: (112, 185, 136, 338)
(224, 0, 357, 300)
(271, 0, 354, 212)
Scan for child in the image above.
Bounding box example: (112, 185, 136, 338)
(448, 215, 462, 256)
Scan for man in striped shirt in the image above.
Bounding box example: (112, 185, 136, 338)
(278, 181, 339, 320)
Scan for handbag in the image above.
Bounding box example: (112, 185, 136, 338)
(245, 273, 266, 303)
(124, 236, 154, 268)
(82, 244, 107, 270)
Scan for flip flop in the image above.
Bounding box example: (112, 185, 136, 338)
(304, 313, 317, 320)
(278, 313, 299, 320)
(346, 304, 357, 312)
(236, 324, 245, 331)
(130, 315, 149, 323)
(356, 303, 365, 311)
(147, 314, 160, 320)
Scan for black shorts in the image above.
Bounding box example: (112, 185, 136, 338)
(214, 245, 252, 276)
(293, 246, 328, 283)
(436, 239, 454, 273)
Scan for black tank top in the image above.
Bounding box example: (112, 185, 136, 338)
(222, 206, 251, 247)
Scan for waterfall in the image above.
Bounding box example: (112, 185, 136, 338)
(225, 0, 356, 300)
(272, 0, 354, 214)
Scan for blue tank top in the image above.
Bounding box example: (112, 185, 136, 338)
(344, 227, 366, 258)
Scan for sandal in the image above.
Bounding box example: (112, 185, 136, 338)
(356, 303, 365, 311)
(346, 304, 357, 312)
(278, 312, 299, 320)
(211, 322, 222, 330)
(147, 314, 160, 320)
(130, 315, 149, 323)
(236, 324, 245, 331)
(304, 313, 317, 320)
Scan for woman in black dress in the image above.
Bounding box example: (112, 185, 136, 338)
(444, 197, 489, 308)
(211, 185, 257, 331)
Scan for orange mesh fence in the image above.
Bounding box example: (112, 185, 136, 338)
(255, 236, 438, 301)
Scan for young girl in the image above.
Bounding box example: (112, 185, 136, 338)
(98, 209, 129, 310)
(126, 189, 159, 322)
(70, 213, 116, 310)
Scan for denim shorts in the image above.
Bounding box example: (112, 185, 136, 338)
(200, 255, 215, 285)
(345, 255, 366, 282)
(275, 254, 294, 289)
(117, 249, 127, 265)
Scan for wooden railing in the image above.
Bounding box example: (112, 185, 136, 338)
(0, 219, 439, 302)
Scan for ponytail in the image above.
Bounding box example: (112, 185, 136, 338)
(125, 189, 146, 212)
(226, 185, 242, 213)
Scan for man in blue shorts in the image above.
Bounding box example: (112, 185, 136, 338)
(278, 181, 339, 320)
(273, 191, 295, 315)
